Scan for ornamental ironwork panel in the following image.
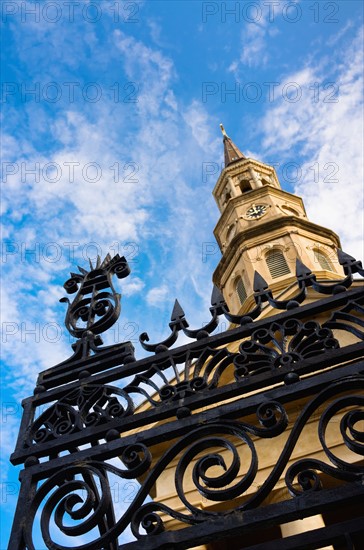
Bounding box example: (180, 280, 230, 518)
(8, 250, 364, 549)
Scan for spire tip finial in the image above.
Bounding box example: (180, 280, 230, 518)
(220, 123, 229, 138)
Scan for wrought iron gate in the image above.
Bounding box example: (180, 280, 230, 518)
(8, 250, 364, 549)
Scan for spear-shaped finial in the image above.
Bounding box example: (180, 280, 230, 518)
(220, 123, 229, 139)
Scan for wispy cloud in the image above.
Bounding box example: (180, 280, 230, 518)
(227, 4, 275, 73)
(146, 284, 170, 306)
(1, 18, 221, 401)
(258, 28, 364, 259)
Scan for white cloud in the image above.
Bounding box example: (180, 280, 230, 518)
(146, 284, 169, 306)
(228, 5, 272, 73)
(114, 29, 176, 118)
(326, 20, 354, 46)
(121, 276, 145, 296)
(183, 99, 220, 153)
(238, 23, 269, 68)
(1, 22, 222, 405)
(258, 28, 364, 260)
(147, 19, 164, 47)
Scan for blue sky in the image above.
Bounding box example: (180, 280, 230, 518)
(1, 0, 363, 547)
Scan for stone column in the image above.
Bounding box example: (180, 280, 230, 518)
(249, 167, 263, 189)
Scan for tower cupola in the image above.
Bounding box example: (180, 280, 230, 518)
(213, 126, 343, 314)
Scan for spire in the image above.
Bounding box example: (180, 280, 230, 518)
(220, 124, 246, 167)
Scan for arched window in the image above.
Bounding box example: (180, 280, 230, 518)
(235, 277, 247, 305)
(314, 249, 335, 272)
(239, 179, 252, 193)
(266, 249, 290, 279)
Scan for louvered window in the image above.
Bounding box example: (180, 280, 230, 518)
(236, 277, 247, 305)
(266, 249, 290, 279)
(314, 249, 334, 272)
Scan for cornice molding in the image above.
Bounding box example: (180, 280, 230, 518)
(213, 216, 342, 285)
(213, 158, 279, 196)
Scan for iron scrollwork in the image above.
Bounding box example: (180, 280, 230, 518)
(126, 318, 340, 405)
(60, 254, 130, 351)
(234, 318, 339, 379)
(22, 402, 287, 548)
(8, 250, 364, 549)
(132, 379, 364, 540)
(25, 384, 134, 448)
(20, 379, 364, 547)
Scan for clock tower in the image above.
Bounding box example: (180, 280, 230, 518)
(213, 125, 344, 315)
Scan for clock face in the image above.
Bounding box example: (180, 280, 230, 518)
(246, 204, 268, 219)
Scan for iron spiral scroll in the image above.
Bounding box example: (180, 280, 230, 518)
(22, 380, 364, 548)
(25, 384, 135, 447)
(60, 254, 130, 342)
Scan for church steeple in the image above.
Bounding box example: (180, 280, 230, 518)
(212, 127, 343, 315)
(220, 123, 246, 166)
